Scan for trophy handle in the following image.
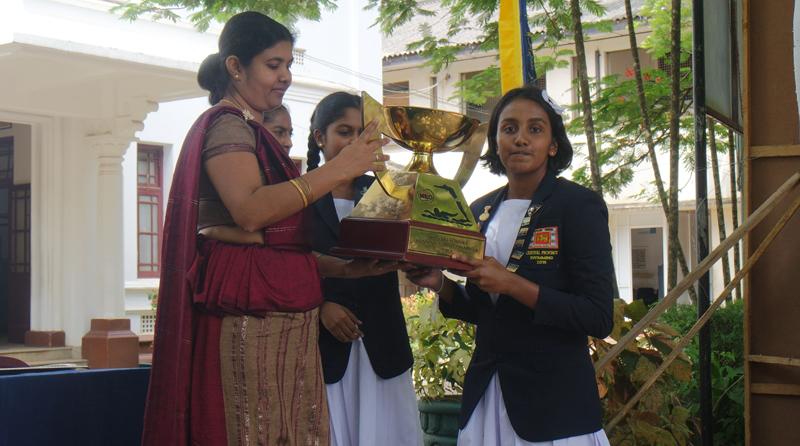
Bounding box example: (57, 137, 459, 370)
(361, 91, 395, 197)
(452, 122, 488, 188)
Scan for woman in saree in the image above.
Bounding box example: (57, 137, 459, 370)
(141, 11, 390, 446)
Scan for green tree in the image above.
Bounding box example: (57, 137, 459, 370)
(113, 0, 336, 30)
(619, 0, 698, 302)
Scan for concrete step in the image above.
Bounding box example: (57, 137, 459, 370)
(26, 358, 89, 368)
(0, 346, 79, 364)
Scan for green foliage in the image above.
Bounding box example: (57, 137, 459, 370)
(565, 65, 694, 196)
(451, 66, 501, 105)
(529, 0, 609, 49)
(406, 33, 461, 74)
(659, 300, 745, 445)
(594, 299, 695, 445)
(640, 0, 694, 59)
(402, 289, 475, 400)
(112, 0, 337, 31)
(147, 291, 158, 311)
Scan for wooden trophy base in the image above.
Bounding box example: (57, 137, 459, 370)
(331, 217, 485, 270)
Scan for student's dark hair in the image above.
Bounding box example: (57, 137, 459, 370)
(198, 12, 294, 105)
(263, 104, 290, 124)
(481, 85, 573, 175)
(306, 92, 361, 171)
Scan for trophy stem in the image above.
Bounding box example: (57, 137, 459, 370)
(405, 151, 438, 175)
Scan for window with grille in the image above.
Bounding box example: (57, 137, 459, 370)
(140, 313, 156, 334)
(533, 75, 547, 91)
(137, 145, 163, 278)
(658, 53, 693, 75)
(292, 49, 305, 65)
(0, 139, 12, 263)
(10, 186, 29, 274)
(384, 81, 410, 107)
(0, 139, 12, 183)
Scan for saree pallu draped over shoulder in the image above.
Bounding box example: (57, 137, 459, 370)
(141, 106, 326, 446)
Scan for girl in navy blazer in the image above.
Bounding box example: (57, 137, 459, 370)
(306, 92, 422, 446)
(407, 85, 613, 445)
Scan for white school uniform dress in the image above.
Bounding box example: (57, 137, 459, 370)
(326, 198, 423, 446)
(457, 199, 610, 446)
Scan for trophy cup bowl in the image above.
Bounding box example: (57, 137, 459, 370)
(330, 92, 488, 270)
(381, 106, 479, 174)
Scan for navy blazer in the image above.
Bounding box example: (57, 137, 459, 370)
(312, 175, 413, 384)
(440, 172, 614, 442)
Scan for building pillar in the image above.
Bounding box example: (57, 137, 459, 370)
(89, 134, 130, 318)
(28, 99, 157, 346)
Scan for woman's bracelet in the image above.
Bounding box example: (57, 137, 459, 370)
(295, 176, 314, 203)
(288, 178, 309, 207)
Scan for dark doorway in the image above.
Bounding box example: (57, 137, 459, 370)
(0, 135, 31, 344)
(630, 227, 664, 306)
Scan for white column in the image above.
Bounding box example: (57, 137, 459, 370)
(30, 116, 65, 332)
(89, 135, 130, 318)
(28, 99, 157, 346)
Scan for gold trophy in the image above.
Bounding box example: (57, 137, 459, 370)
(331, 92, 488, 269)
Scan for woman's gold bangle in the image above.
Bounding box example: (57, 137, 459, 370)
(289, 178, 309, 208)
(295, 176, 314, 203)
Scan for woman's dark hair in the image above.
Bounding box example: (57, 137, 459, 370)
(198, 12, 294, 105)
(306, 92, 361, 171)
(263, 104, 290, 124)
(481, 85, 573, 175)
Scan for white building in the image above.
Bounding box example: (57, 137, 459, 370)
(382, 0, 742, 304)
(1, 0, 383, 346)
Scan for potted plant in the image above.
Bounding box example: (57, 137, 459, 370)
(402, 289, 475, 446)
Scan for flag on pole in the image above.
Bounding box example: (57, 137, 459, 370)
(499, 0, 536, 93)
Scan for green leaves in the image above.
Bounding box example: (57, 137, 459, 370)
(658, 300, 745, 445)
(402, 290, 475, 400)
(624, 299, 648, 322)
(564, 62, 695, 196)
(112, 0, 338, 31)
(451, 66, 501, 105)
(593, 298, 695, 445)
(366, 0, 436, 35)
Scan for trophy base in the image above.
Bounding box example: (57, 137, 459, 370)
(331, 217, 485, 270)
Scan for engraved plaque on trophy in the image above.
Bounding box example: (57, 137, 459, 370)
(330, 92, 488, 269)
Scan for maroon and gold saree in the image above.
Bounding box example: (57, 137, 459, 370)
(141, 106, 327, 446)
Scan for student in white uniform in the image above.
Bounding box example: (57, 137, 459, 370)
(306, 92, 423, 446)
(407, 85, 613, 445)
